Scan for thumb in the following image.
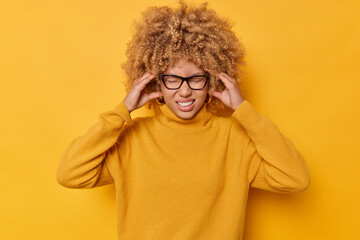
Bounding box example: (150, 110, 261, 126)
(209, 90, 221, 99)
(147, 92, 162, 101)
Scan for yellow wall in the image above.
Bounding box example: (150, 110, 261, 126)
(1, 0, 359, 239)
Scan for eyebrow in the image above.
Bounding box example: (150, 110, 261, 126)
(191, 72, 205, 75)
(164, 72, 205, 76)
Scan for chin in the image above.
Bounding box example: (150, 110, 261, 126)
(176, 111, 196, 120)
(175, 105, 202, 119)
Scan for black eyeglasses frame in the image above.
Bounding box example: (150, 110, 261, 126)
(158, 74, 210, 90)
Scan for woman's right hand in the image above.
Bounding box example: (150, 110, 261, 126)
(123, 72, 162, 113)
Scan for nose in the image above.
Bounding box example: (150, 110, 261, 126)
(178, 81, 192, 97)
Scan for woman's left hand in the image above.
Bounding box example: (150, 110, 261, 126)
(209, 72, 244, 111)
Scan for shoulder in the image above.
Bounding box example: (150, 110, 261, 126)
(211, 114, 233, 126)
(211, 113, 247, 135)
(123, 115, 156, 134)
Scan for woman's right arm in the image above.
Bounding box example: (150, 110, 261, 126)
(56, 102, 133, 189)
(56, 72, 161, 189)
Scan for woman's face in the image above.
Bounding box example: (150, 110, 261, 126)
(160, 59, 209, 120)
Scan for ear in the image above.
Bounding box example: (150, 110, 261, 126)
(155, 96, 165, 105)
(205, 94, 212, 104)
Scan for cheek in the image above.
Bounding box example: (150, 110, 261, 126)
(160, 86, 174, 100)
(159, 84, 167, 96)
(198, 88, 209, 100)
(193, 92, 207, 105)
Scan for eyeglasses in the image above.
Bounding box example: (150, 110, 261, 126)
(158, 74, 209, 90)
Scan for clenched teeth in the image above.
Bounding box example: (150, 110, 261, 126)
(177, 100, 194, 106)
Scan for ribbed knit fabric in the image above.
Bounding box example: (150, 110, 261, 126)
(57, 100, 310, 240)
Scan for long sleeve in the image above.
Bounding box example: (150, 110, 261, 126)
(231, 100, 310, 193)
(56, 102, 133, 189)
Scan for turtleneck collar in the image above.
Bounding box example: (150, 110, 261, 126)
(155, 103, 213, 129)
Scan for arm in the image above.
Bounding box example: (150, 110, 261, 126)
(56, 102, 132, 189)
(232, 101, 311, 193)
(211, 72, 310, 193)
(56, 72, 160, 189)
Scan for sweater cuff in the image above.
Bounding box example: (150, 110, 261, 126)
(231, 100, 263, 129)
(100, 101, 133, 125)
(112, 102, 133, 124)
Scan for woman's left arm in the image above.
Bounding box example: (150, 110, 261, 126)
(232, 101, 311, 193)
(211, 73, 310, 193)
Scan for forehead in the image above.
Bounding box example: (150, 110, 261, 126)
(164, 58, 204, 75)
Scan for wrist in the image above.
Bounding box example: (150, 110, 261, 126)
(232, 99, 244, 111)
(122, 100, 133, 113)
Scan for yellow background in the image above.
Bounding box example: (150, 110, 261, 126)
(1, 0, 359, 239)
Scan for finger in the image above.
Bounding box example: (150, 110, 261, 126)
(147, 91, 162, 100)
(218, 72, 236, 89)
(134, 72, 152, 83)
(133, 73, 155, 91)
(220, 72, 236, 82)
(137, 91, 161, 108)
(140, 73, 155, 84)
(209, 90, 222, 99)
(137, 73, 155, 87)
(219, 72, 236, 85)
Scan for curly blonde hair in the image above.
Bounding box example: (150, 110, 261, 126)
(122, 1, 246, 114)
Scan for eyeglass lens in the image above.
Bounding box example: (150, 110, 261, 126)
(163, 76, 207, 89)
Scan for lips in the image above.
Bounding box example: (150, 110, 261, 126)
(176, 99, 195, 111)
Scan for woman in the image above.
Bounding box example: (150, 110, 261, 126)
(57, 2, 310, 240)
